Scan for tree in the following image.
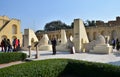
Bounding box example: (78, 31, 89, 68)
(35, 30, 44, 35)
(84, 20, 96, 27)
(70, 21, 87, 28)
(71, 22, 74, 28)
(44, 20, 71, 31)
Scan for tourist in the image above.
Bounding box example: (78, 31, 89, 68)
(1, 39, 4, 52)
(51, 38, 57, 55)
(17, 39, 20, 51)
(7, 39, 12, 52)
(13, 38, 19, 51)
(112, 39, 116, 49)
(3, 38, 8, 52)
(116, 38, 120, 51)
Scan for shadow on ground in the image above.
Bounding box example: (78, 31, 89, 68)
(40, 51, 70, 56)
(113, 51, 120, 57)
(109, 61, 120, 66)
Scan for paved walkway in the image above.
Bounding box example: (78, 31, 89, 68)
(0, 61, 24, 68)
(22, 50, 120, 66)
(1, 50, 120, 68)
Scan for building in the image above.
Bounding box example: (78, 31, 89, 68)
(36, 17, 120, 44)
(0, 16, 22, 46)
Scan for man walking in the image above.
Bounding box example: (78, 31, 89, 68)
(51, 38, 57, 55)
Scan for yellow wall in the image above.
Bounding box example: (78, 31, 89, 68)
(0, 16, 22, 46)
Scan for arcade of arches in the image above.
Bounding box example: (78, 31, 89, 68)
(36, 17, 120, 44)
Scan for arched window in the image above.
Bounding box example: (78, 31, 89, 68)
(12, 25, 17, 34)
(56, 34, 58, 39)
(111, 30, 117, 40)
(1, 35, 7, 40)
(12, 36, 17, 41)
(101, 31, 105, 37)
(93, 32, 97, 40)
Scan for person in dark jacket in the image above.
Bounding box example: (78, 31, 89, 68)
(51, 38, 57, 55)
(112, 39, 116, 49)
(1, 39, 4, 52)
(116, 38, 120, 51)
(3, 38, 8, 52)
(7, 39, 12, 52)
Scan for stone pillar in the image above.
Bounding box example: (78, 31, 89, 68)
(35, 45, 39, 59)
(61, 29, 67, 44)
(28, 45, 32, 58)
(73, 19, 89, 52)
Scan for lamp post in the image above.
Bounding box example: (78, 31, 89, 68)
(34, 42, 39, 59)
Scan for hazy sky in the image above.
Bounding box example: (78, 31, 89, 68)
(0, 0, 120, 32)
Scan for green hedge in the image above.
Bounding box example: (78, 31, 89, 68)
(0, 52, 27, 64)
(0, 59, 120, 77)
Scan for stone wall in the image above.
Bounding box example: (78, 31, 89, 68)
(36, 17, 120, 43)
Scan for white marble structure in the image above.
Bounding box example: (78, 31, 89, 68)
(56, 29, 69, 51)
(22, 29, 38, 50)
(73, 19, 89, 52)
(60, 29, 67, 44)
(88, 35, 113, 54)
(38, 34, 52, 51)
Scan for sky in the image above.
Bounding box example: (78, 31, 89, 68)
(0, 0, 120, 33)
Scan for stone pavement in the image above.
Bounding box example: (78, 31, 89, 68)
(21, 50, 120, 66)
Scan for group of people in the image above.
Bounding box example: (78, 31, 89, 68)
(0, 38, 20, 52)
(112, 38, 120, 51)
